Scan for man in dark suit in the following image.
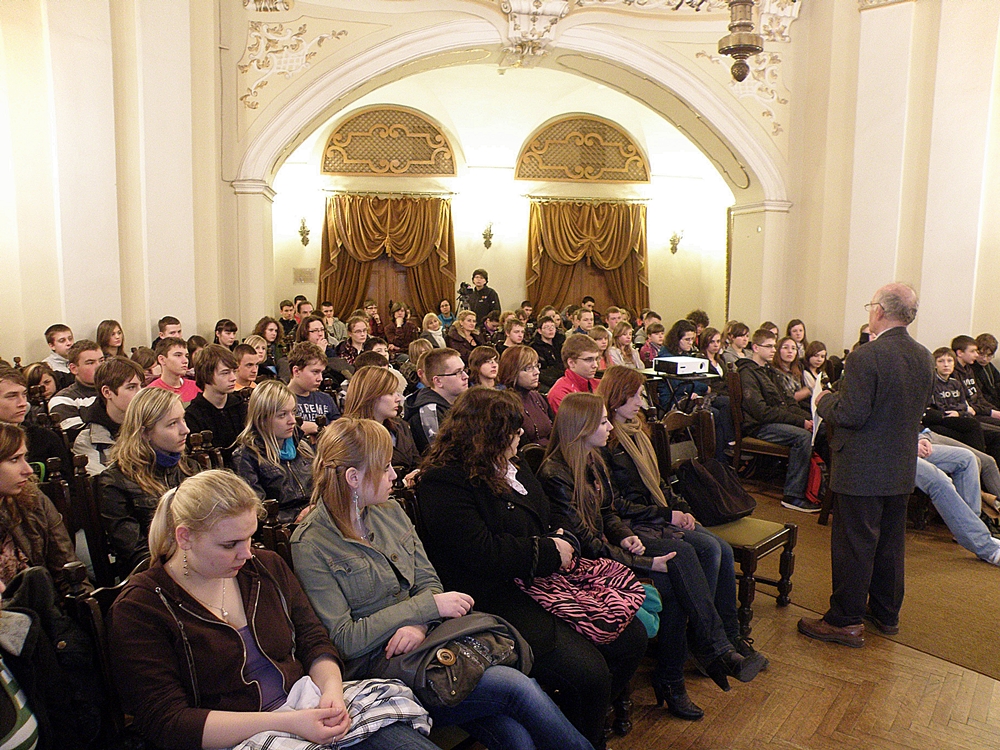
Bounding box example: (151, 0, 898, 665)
(798, 283, 934, 647)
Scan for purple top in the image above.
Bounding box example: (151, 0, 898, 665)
(238, 626, 287, 711)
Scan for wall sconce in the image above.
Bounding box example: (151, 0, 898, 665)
(669, 231, 683, 254)
(483, 222, 494, 249)
(299, 218, 310, 247)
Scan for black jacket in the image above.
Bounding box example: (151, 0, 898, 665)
(537, 455, 654, 570)
(403, 387, 453, 453)
(415, 462, 563, 655)
(972, 360, 1000, 409)
(470, 285, 501, 324)
(531, 333, 565, 389)
(232, 437, 313, 522)
(953, 361, 995, 416)
(602, 440, 690, 523)
(184, 393, 247, 465)
(736, 358, 809, 435)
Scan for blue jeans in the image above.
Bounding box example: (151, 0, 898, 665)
(751, 422, 812, 498)
(917, 444, 1000, 562)
(353, 721, 439, 750)
(682, 525, 740, 642)
(431, 666, 594, 750)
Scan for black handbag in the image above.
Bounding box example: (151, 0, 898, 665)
(676, 457, 756, 526)
(375, 612, 533, 708)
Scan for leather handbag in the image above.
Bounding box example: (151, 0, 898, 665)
(676, 457, 756, 526)
(376, 612, 533, 709)
(515, 556, 645, 645)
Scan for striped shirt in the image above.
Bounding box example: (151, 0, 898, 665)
(0, 659, 38, 750)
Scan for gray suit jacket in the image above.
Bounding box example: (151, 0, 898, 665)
(816, 326, 934, 496)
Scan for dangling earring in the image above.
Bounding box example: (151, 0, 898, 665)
(183, 551, 189, 577)
(352, 490, 360, 521)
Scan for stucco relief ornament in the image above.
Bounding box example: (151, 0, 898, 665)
(238, 22, 347, 109)
(573, 0, 727, 10)
(244, 0, 293, 10)
(499, 0, 569, 68)
(697, 50, 787, 135)
(759, 0, 802, 43)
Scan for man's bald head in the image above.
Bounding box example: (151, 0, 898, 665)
(874, 283, 919, 325)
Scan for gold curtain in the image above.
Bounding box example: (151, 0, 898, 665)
(317, 194, 457, 319)
(526, 200, 649, 315)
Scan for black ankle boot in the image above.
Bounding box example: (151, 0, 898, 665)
(612, 693, 633, 736)
(653, 681, 704, 720)
(733, 636, 770, 670)
(707, 649, 767, 691)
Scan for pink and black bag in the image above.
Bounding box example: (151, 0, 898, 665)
(516, 556, 645, 644)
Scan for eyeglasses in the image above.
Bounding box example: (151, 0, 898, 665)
(757, 343, 777, 350)
(439, 368, 469, 378)
(521, 364, 541, 373)
(864, 302, 883, 312)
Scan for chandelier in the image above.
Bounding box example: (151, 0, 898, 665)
(718, 0, 764, 82)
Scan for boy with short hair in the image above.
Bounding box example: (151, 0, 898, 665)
(634, 310, 662, 346)
(151, 315, 183, 348)
(548, 334, 602, 413)
(49, 340, 104, 442)
(951, 335, 1000, 421)
(470, 269, 501, 324)
(232, 343, 259, 391)
(973, 333, 1000, 409)
(149, 337, 201, 404)
(278, 299, 297, 338)
(570, 308, 595, 336)
(320, 301, 347, 344)
(604, 306, 624, 332)
(639, 322, 666, 367)
(185, 344, 246, 465)
(581, 296, 604, 327)
(43, 324, 76, 389)
(0, 366, 71, 468)
(363, 336, 390, 359)
(287, 342, 340, 436)
(404, 347, 468, 452)
(74, 357, 144, 474)
(497, 318, 526, 356)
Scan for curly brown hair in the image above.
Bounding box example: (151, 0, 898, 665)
(417, 387, 524, 496)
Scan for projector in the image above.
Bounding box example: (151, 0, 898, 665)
(653, 356, 709, 376)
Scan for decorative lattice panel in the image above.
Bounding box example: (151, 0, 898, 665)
(322, 107, 456, 176)
(515, 115, 649, 183)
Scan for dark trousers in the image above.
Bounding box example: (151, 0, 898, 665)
(530, 615, 646, 748)
(824, 493, 908, 628)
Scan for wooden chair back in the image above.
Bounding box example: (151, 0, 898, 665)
(186, 432, 213, 470)
(650, 409, 715, 483)
(196, 430, 225, 469)
(70, 454, 117, 588)
(725, 369, 791, 469)
(38, 456, 75, 535)
(518, 443, 546, 476)
(257, 499, 297, 570)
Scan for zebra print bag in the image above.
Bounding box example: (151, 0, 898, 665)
(515, 557, 645, 644)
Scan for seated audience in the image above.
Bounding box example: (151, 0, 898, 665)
(686, 309, 710, 338)
(213, 319, 239, 350)
(99, 388, 201, 571)
(149, 337, 201, 404)
(638, 322, 665, 367)
(252, 316, 282, 374)
(97, 319, 126, 358)
(74, 357, 144, 475)
(915, 432, 1000, 565)
(278, 299, 298, 339)
(786, 319, 808, 359)
(295, 299, 314, 323)
(437, 298, 455, 330)
(802, 340, 831, 391)
(419, 313, 445, 348)
(403, 348, 468, 453)
(335, 316, 369, 367)
(480, 311, 504, 348)
(760, 321, 780, 338)
(497, 317, 526, 356)
(697, 328, 735, 460)
(401, 339, 433, 395)
(658, 320, 709, 410)
(415, 388, 646, 749)
(498, 345, 553, 447)
(972, 333, 1000, 409)
(446, 310, 481, 364)
(589, 326, 612, 373)
(184, 344, 247, 465)
(186, 335, 207, 368)
(385, 303, 419, 354)
(770, 336, 811, 405)
(233, 381, 314, 523)
(48, 339, 103, 442)
(539, 392, 764, 721)
(952, 335, 1000, 422)
(547, 334, 601, 414)
(237, 339, 266, 387)
(0, 366, 71, 470)
(152, 315, 183, 348)
(22, 362, 57, 403)
(342, 367, 419, 473)
(570, 307, 595, 336)
(363, 299, 384, 339)
(286, 343, 340, 438)
(303, 418, 594, 750)
(737, 329, 816, 512)
(721, 321, 751, 366)
(925, 346, 998, 456)
(468, 346, 501, 389)
(581, 296, 604, 327)
(320, 301, 348, 345)
(633, 310, 661, 347)
(42, 324, 75, 390)
(0, 423, 90, 597)
(297, 315, 338, 359)
(608, 322, 643, 370)
(363, 337, 390, 359)
(109, 469, 435, 750)
(604, 306, 624, 333)
(130, 346, 160, 386)
(531, 315, 565, 390)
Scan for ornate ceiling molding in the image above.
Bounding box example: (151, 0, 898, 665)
(573, 0, 727, 10)
(760, 0, 802, 43)
(322, 106, 457, 176)
(858, 0, 914, 9)
(697, 49, 787, 136)
(499, 0, 570, 68)
(244, 0, 293, 10)
(515, 114, 650, 183)
(238, 21, 348, 109)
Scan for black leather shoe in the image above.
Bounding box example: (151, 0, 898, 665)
(653, 681, 704, 720)
(705, 648, 766, 691)
(733, 636, 770, 670)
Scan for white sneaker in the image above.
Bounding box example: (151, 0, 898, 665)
(781, 496, 822, 513)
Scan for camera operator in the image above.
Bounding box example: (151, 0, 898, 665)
(469, 268, 501, 324)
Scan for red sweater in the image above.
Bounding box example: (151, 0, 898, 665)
(547, 369, 601, 414)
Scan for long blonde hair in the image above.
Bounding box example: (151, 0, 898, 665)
(108, 388, 198, 497)
(148, 470, 263, 560)
(543, 392, 607, 532)
(343, 366, 398, 422)
(311, 418, 392, 541)
(235, 380, 296, 466)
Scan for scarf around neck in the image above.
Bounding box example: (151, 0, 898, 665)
(279, 437, 297, 461)
(613, 419, 669, 507)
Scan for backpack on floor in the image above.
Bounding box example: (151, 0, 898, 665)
(805, 453, 828, 507)
(676, 457, 756, 526)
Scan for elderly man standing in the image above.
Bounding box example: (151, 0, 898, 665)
(798, 283, 934, 647)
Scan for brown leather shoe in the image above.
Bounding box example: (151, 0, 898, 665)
(797, 616, 865, 648)
(863, 612, 899, 635)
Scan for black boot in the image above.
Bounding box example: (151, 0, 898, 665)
(705, 648, 767, 691)
(653, 680, 704, 720)
(612, 692, 633, 736)
(733, 636, 770, 670)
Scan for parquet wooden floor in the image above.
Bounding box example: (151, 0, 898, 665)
(612, 597, 1000, 750)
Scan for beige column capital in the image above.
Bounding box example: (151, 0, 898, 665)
(232, 179, 276, 201)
